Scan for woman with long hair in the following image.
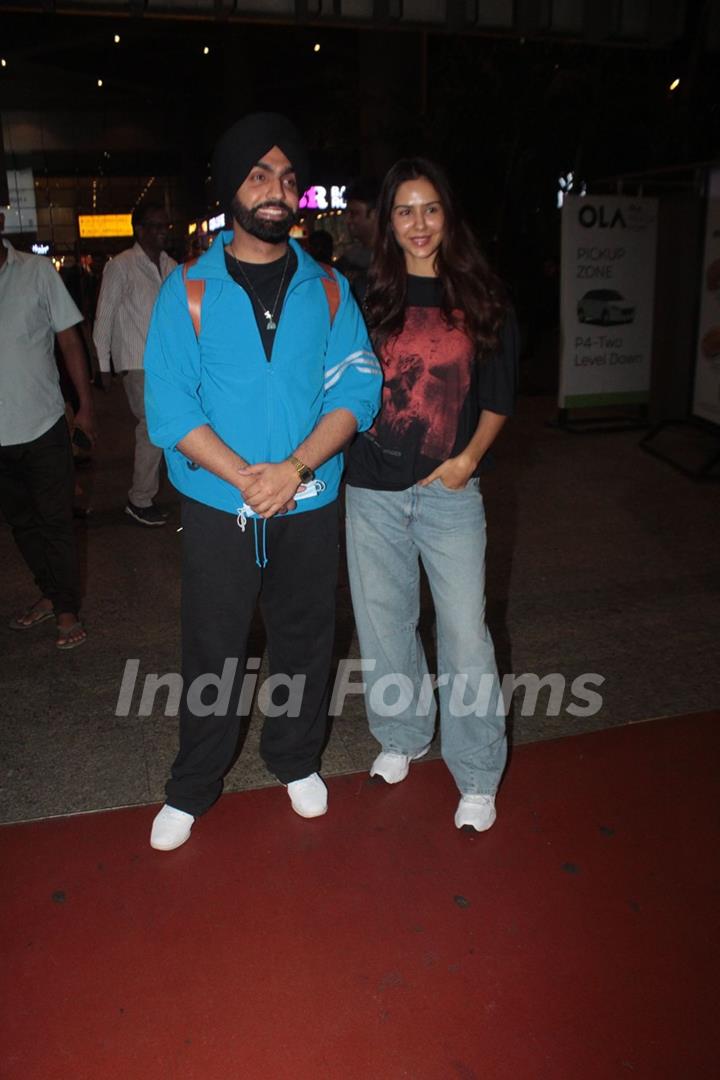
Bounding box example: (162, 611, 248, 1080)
(344, 157, 518, 831)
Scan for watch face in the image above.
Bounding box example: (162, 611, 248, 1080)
(292, 456, 314, 483)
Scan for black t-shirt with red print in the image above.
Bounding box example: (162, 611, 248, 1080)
(346, 274, 518, 491)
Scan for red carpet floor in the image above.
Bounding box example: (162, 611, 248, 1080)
(1, 712, 718, 1080)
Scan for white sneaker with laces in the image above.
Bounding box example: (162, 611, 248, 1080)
(455, 794, 496, 832)
(150, 805, 194, 850)
(286, 773, 328, 818)
(369, 745, 431, 785)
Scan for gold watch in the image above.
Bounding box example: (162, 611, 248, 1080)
(290, 455, 315, 484)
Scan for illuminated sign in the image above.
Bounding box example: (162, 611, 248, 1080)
(557, 172, 587, 209)
(299, 185, 347, 211)
(32, 243, 50, 255)
(78, 214, 133, 238)
(208, 213, 225, 231)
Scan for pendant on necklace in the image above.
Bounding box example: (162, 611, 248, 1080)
(264, 310, 276, 330)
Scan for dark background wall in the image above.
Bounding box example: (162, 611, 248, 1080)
(2, 0, 719, 380)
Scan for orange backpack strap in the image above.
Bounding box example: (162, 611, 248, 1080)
(183, 256, 337, 335)
(182, 258, 205, 338)
(319, 264, 340, 326)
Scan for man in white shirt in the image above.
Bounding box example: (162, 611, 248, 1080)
(93, 203, 176, 526)
(0, 212, 96, 649)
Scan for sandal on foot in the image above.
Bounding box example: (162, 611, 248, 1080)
(8, 601, 54, 631)
(56, 622, 87, 651)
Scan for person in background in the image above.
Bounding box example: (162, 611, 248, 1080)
(344, 157, 518, 832)
(307, 228, 334, 265)
(58, 255, 95, 412)
(335, 177, 379, 300)
(0, 212, 96, 649)
(93, 202, 176, 526)
(183, 234, 205, 264)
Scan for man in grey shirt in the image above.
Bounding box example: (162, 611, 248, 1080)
(93, 202, 176, 526)
(0, 212, 97, 649)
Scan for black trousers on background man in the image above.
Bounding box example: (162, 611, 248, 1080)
(166, 497, 340, 817)
(0, 416, 81, 615)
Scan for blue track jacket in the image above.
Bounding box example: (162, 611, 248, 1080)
(144, 235, 382, 515)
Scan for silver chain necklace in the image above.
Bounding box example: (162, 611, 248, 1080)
(228, 247, 291, 331)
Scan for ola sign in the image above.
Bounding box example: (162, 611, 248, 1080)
(560, 195, 658, 409)
(579, 205, 626, 229)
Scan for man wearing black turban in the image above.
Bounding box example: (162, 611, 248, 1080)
(212, 112, 309, 230)
(145, 113, 382, 850)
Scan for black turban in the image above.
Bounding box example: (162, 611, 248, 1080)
(212, 112, 309, 213)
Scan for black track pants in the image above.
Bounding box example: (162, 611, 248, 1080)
(165, 497, 339, 816)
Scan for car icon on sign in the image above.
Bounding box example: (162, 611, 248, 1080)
(577, 289, 635, 325)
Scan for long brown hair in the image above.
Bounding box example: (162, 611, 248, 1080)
(364, 157, 508, 357)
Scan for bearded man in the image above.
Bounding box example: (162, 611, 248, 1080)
(144, 113, 381, 850)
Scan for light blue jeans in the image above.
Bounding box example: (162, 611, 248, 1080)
(345, 480, 507, 796)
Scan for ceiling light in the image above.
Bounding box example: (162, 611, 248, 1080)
(314, 44, 321, 53)
(669, 77, 680, 91)
(203, 46, 210, 55)
(97, 78, 103, 88)
(114, 34, 120, 45)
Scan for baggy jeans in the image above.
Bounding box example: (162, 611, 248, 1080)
(345, 479, 507, 796)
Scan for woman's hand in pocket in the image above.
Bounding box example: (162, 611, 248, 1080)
(418, 453, 476, 491)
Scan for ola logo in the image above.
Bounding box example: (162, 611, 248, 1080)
(579, 205, 626, 229)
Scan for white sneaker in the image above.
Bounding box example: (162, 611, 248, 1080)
(455, 794, 496, 832)
(286, 773, 328, 818)
(369, 745, 431, 785)
(150, 805, 194, 850)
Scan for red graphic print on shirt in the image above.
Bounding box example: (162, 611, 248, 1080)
(371, 306, 474, 460)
